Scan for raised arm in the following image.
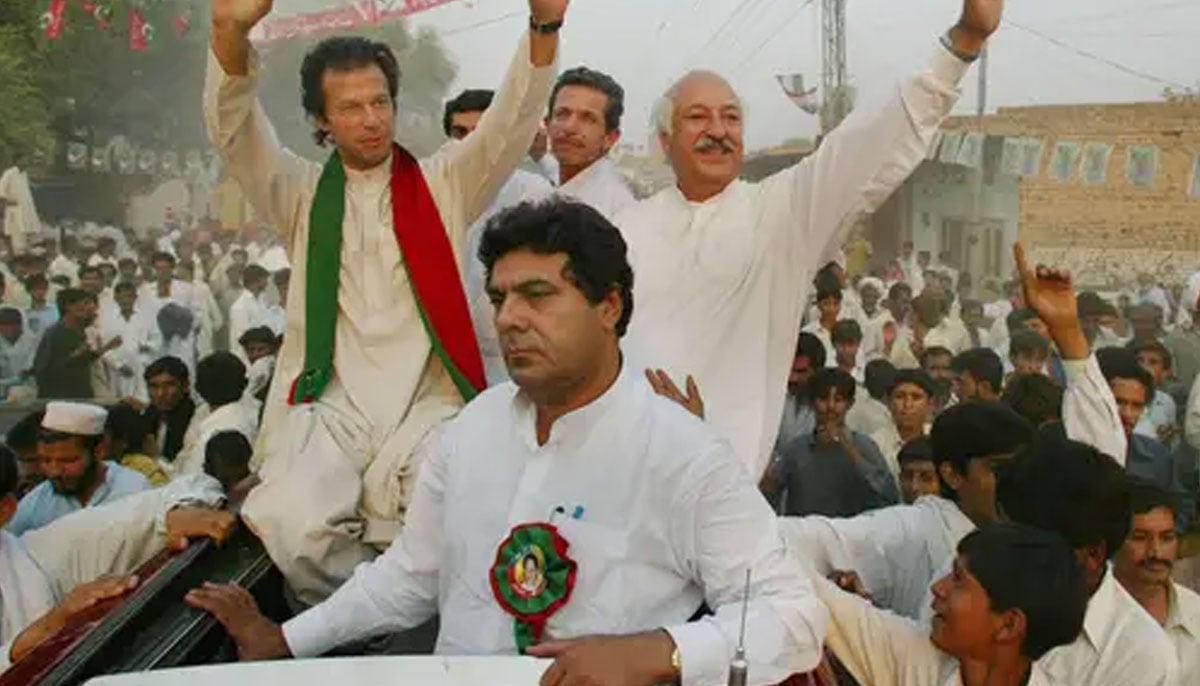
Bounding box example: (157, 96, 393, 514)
(767, 0, 1001, 270)
(20, 473, 228, 597)
(206, 0, 316, 243)
(426, 0, 565, 241)
(1014, 243, 1127, 463)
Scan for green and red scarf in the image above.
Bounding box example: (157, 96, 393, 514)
(288, 143, 486, 405)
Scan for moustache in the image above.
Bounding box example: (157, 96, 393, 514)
(1141, 558, 1173, 571)
(694, 136, 735, 154)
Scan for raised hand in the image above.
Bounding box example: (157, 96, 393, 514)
(213, 0, 274, 30)
(1013, 242, 1088, 360)
(529, 0, 569, 23)
(951, 0, 1004, 56)
(646, 369, 705, 420)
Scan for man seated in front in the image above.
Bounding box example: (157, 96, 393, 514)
(7, 402, 152, 535)
(185, 199, 828, 685)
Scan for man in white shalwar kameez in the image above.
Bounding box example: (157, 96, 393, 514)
(204, 0, 564, 604)
(0, 448, 231, 669)
(618, 0, 1005, 481)
(544, 67, 636, 219)
(186, 198, 828, 686)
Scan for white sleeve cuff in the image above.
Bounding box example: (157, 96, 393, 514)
(928, 40, 973, 89)
(1061, 356, 1095, 382)
(282, 605, 335, 658)
(666, 620, 728, 686)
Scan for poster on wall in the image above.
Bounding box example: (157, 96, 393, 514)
(1081, 143, 1112, 185)
(1191, 154, 1200, 199)
(1000, 137, 1024, 177)
(1049, 141, 1080, 183)
(1019, 138, 1045, 178)
(955, 132, 986, 170)
(1127, 145, 1159, 188)
(926, 130, 944, 161)
(939, 131, 964, 165)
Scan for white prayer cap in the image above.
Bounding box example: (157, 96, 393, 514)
(859, 277, 885, 295)
(41, 401, 108, 437)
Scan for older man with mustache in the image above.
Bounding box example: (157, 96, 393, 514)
(625, 0, 1005, 481)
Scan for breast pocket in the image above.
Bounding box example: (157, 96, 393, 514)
(547, 518, 630, 636)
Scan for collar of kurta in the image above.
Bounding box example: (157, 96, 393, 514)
(290, 142, 486, 405)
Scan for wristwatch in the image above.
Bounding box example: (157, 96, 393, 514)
(530, 16, 564, 34)
(940, 27, 982, 63)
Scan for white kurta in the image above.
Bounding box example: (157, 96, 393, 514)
(282, 367, 827, 685)
(0, 474, 224, 669)
(174, 400, 261, 477)
(228, 289, 269, 355)
(98, 308, 149, 401)
(1167, 582, 1200, 679)
(809, 568, 1065, 686)
(618, 45, 969, 480)
(555, 156, 635, 220)
(204, 34, 556, 603)
(1038, 570, 1178, 686)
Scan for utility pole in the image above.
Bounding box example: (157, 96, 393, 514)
(820, 0, 850, 134)
(971, 45, 989, 222)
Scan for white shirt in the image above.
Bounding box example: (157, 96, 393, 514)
(846, 395, 894, 442)
(922, 318, 972, 356)
(282, 368, 828, 685)
(463, 168, 553, 386)
(555, 156, 635, 221)
(782, 495, 974, 621)
(0, 474, 225, 669)
(98, 307, 149, 401)
(48, 255, 79, 285)
(204, 35, 556, 440)
(617, 44, 968, 480)
(1167, 582, 1200, 679)
(811, 570, 1065, 686)
(801, 321, 837, 366)
(1039, 570, 1178, 686)
(1135, 389, 1177, 444)
(228, 289, 270, 354)
(1061, 357, 1128, 465)
(174, 400, 261, 477)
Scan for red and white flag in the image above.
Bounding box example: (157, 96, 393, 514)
(776, 74, 820, 116)
(41, 0, 67, 40)
(129, 9, 153, 51)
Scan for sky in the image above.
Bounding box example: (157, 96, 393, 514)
(282, 0, 1200, 152)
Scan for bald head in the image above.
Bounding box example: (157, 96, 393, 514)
(655, 70, 745, 203)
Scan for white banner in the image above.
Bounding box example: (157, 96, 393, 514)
(939, 131, 963, 165)
(955, 132, 986, 170)
(926, 130, 945, 161)
(1019, 138, 1045, 178)
(1000, 137, 1024, 177)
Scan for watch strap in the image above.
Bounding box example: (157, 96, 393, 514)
(530, 16, 564, 34)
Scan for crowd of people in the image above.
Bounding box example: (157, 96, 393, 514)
(1, 0, 1198, 685)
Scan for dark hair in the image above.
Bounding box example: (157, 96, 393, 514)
(239, 326, 279, 349)
(550, 67, 625, 132)
(1097, 347, 1155, 401)
(1127, 476, 1178, 522)
(443, 89, 495, 136)
(152, 251, 177, 266)
(273, 268, 291, 287)
(77, 265, 101, 279)
(892, 369, 935, 398)
(888, 281, 912, 302)
(243, 264, 270, 284)
(1002, 373, 1065, 426)
(931, 402, 1034, 500)
(0, 444, 17, 498)
(0, 308, 21, 326)
(1129, 339, 1173, 371)
(114, 280, 138, 296)
(957, 524, 1088, 660)
(144, 355, 190, 383)
(105, 403, 149, 455)
(118, 256, 138, 269)
(205, 431, 253, 466)
(815, 284, 843, 303)
(6, 410, 44, 453)
(998, 435, 1131, 560)
(301, 37, 402, 146)
(56, 287, 91, 315)
(1076, 291, 1107, 318)
(863, 359, 897, 401)
(1009, 330, 1050, 359)
(831, 319, 862, 345)
(912, 294, 944, 327)
(24, 273, 48, 291)
(961, 298, 983, 316)
(795, 332, 827, 369)
(952, 348, 1004, 393)
(898, 436, 933, 465)
(1007, 308, 1040, 334)
(195, 352, 248, 407)
(479, 199, 634, 337)
(809, 368, 857, 404)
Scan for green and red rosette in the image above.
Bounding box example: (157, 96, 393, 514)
(489, 522, 577, 653)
